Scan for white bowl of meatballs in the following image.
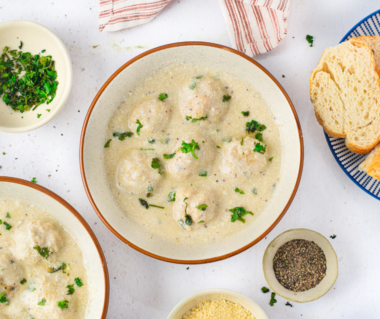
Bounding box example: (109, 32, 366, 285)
(80, 42, 304, 263)
(0, 177, 109, 318)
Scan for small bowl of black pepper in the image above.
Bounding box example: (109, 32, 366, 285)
(262, 228, 338, 303)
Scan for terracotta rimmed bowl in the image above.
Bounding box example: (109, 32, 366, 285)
(80, 42, 304, 264)
(167, 288, 268, 319)
(263, 228, 338, 303)
(0, 177, 109, 318)
(0, 20, 73, 133)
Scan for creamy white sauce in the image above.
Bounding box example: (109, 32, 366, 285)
(104, 64, 282, 245)
(0, 199, 88, 318)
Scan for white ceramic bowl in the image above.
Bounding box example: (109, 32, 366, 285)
(0, 20, 72, 133)
(81, 42, 304, 264)
(167, 289, 268, 319)
(0, 177, 109, 318)
(263, 228, 338, 303)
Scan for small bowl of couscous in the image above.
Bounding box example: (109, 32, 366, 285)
(167, 289, 268, 319)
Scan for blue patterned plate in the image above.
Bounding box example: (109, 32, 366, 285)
(325, 9, 380, 200)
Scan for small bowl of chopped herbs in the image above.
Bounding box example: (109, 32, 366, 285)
(0, 20, 72, 133)
(263, 228, 338, 303)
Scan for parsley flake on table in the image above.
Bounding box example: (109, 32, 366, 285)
(3, 221, 11, 230)
(75, 277, 84, 287)
(196, 204, 207, 211)
(222, 94, 231, 102)
(113, 131, 133, 141)
(151, 157, 163, 175)
(269, 292, 277, 306)
(163, 153, 175, 159)
(66, 285, 75, 295)
(285, 301, 293, 307)
(261, 287, 269, 293)
(246, 119, 266, 134)
(241, 111, 250, 117)
(180, 139, 200, 159)
(330, 234, 336, 239)
(104, 139, 111, 148)
(31, 177, 37, 183)
(253, 142, 266, 154)
(33, 246, 52, 260)
(18, 41, 23, 50)
(0, 292, 9, 304)
(167, 192, 176, 202)
(38, 298, 46, 306)
(58, 300, 69, 310)
(158, 93, 168, 101)
(135, 119, 143, 135)
(235, 188, 245, 194)
(229, 207, 253, 223)
(306, 34, 314, 47)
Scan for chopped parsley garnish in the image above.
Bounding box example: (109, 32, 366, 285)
(185, 215, 193, 226)
(37, 113, 41, 118)
(252, 188, 257, 195)
(180, 139, 200, 159)
(235, 188, 245, 194)
(31, 177, 37, 183)
(241, 137, 244, 146)
(104, 139, 111, 148)
(196, 204, 207, 211)
(140, 148, 154, 151)
(330, 234, 336, 239)
(113, 131, 133, 141)
(167, 192, 176, 202)
(48, 263, 68, 273)
(75, 277, 84, 287)
(222, 95, 231, 102)
(185, 115, 208, 123)
(229, 207, 253, 223)
(261, 287, 269, 293)
(0, 292, 8, 304)
(151, 157, 163, 175)
(0, 219, 2, 224)
(306, 34, 314, 47)
(196, 75, 203, 79)
(139, 198, 149, 209)
(246, 120, 266, 133)
(163, 153, 175, 159)
(253, 142, 266, 154)
(149, 204, 165, 209)
(135, 119, 143, 135)
(241, 111, 249, 117)
(33, 246, 52, 259)
(158, 93, 168, 101)
(269, 292, 277, 306)
(148, 186, 153, 192)
(189, 82, 196, 90)
(255, 132, 263, 142)
(38, 298, 46, 306)
(58, 300, 69, 310)
(66, 285, 75, 295)
(285, 301, 293, 307)
(198, 220, 204, 224)
(46, 109, 50, 112)
(148, 137, 155, 144)
(41, 49, 46, 53)
(3, 221, 11, 230)
(199, 170, 207, 177)
(0, 46, 59, 113)
(18, 41, 23, 50)
(6, 212, 10, 218)
(20, 279, 27, 285)
(269, 157, 274, 161)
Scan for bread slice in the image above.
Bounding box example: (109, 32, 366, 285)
(310, 38, 380, 154)
(359, 143, 380, 180)
(356, 36, 380, 68)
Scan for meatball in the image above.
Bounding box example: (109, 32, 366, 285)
(11, 220, 63, 264)
(179, 76, 228, 123)
(117, 150, 163, 195)
(128, 98, 171, 136)
(167, 133, 215, 180)
(0, 251, 25, 295)
(221, 137, 268, 178)
(173, 187, 216, 230)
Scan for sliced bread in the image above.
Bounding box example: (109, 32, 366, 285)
(356, 36, 380, 68)
(359, 143, 380, 180)
(310, 38, 380, 154)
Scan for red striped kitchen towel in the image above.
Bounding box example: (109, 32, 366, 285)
(99, 0, 291, 57)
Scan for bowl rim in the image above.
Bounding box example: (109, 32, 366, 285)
(79, 41, 304, 264)
(0, 20, 73, 133)
(167, 288, 269, 319)
(0, 176, 110, 318)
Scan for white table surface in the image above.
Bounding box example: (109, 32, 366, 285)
(1, 0, 380, 318)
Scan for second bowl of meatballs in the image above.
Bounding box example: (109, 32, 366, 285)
(80, 42, 303, 264)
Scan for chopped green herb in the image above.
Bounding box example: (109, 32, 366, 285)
(148, 137, 155, 144)
(6, 212, 10, 218)
(113, 131, 133, 141)
(330, 234, 336, 239)
(151, 157, 163, 175)
(149, 204, 165, 209)
(261, 287, 270, 293)
(18, 41, 23, 50)
(0, 292, 9, 304)
(196, 75, 203, 79)
(48, 263, 68, 273)
(285, 301, 293, 307)
(198, 221, 204, 224)
(255, 132, 263, 142)
(199, 170, 207, 177)
(33, 246, 52, 259)
(148, 186, 153, 192)
(0, 45, 59, 113)
(37, 113, 41, 118)
(66, 285, 75, 295)
(241, 111, 250, 117)
(216, 145, 221, 149)
(252, 188, 257, 195)
(180, 139, 200, 159)
(253, 142, 266, 154)
(269, 292, 277, 306)
(189, 82, 196, 90)
(196, 204, 208, 211)
(139, 198, 149, 209)
(46, 109, 50, 112)
(168, 192, 176, 202)
(163, 153, 175, 159)
(158, 93, 168, 101)
(58, 300, 69, 310)
(104, 139, 111, 148)
(235, 188, 245, 194)
(246, 120, 266, 134)
(229, 207, 253, 223)
(269, 157, 274, 161)
(185, 215, 193, 225)
(20, 279, 27, 285)
(74, 277, 84, 287)
(223, 95, 231, 102)
(31, 177, 37, 183)
(3, 222, 11, 230)
(186, 115, 208, 123)
(38, 298, 46, 306)
(2, 152, 5, 155)
(306, 35, 314, 47)
(240, 137, 244, 146)
(136, 119, 143, 135)
(140, 148, 155, 151)
(0, 219, 2, 224)
(41, 49, 46, 53)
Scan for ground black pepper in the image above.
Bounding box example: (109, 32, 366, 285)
(273, 239, 327, 292)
